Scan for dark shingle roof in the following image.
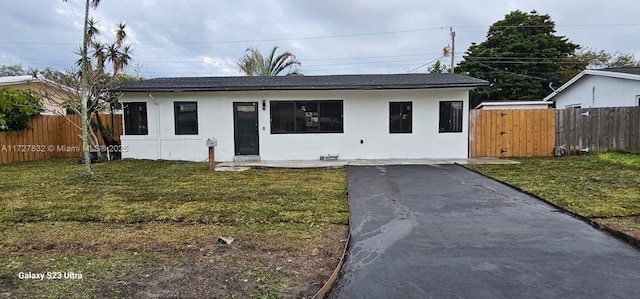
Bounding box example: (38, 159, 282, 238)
(600, 67, 640, 75)
(114, 73, 488, 92)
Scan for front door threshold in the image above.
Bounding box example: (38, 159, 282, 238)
(233, 155, 261, 162)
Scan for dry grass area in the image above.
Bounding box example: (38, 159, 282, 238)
(0, 159, 349, 298)
(467, 152, 640, 242)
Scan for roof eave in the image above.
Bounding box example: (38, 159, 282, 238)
(544, 69, 640, 101)
(115, 82, 488, 92)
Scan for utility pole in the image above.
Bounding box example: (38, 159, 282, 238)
(450, 27, 456, 74)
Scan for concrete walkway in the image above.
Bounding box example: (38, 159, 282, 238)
(328, 165, 640, 299)
(215, 157, 517, 171)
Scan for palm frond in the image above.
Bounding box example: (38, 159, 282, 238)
(237, 46, 302, 76)
(89, 0, 101, 9)
(91, 41, 106, 74)
(115, 22, 127, 46)
(86, 18, 100, 42)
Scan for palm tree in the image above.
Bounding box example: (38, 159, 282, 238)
(108, 38, 132, 76)
(237, 46, 302, 76)
(63, 0, 102, 177)
(64, 1, 132, 171)
(111, 23, 132, 75)
(77, 21, 132, 77)
(91, 41, 107, 74)
(76, 21, 132, 159)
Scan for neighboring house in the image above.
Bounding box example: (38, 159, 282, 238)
(544, 67, 640, 109)
(114, 74, 488, 162)
(0, 75, 71, 115)
(475, 101, 553, 110)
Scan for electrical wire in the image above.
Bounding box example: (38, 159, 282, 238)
(3, 21, 639, 76)
(2, 23, 640, 46)
(405, 57, 444, 73)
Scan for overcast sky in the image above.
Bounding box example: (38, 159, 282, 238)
(1, 0, 639, 78)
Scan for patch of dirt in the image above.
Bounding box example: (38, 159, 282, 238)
(94, 225, 350, 299)
(98, 264, 257, 298)
(1, 224, 349, 298)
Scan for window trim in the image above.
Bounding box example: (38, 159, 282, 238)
(270, 100, 344, 134)
(123, 102, 148, 135)
(174, 101, 199, 135)
(565, 104, 582, 109)
(389, 101, 413, 134)
(438, 100, 463, 133)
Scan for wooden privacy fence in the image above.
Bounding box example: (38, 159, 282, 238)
(0, 114, 122, 165)
(469, 109, 556, 158)
(556, 106, 640, 154)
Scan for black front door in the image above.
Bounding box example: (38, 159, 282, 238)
(233, 102, 259, 155)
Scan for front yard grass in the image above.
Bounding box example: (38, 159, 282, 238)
(467, 152, 640, 242)
(0, 159, 349, 298)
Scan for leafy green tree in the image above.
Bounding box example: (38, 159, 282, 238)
(457, 10, 579, 105)
(559, 49, 640, 82)
(428, 60, 448, 74)
(237, 46, 302, 76)
(0, 87, 43, 131)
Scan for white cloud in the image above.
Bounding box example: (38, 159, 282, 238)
(200, 55, 237, 75)
(1, 0, 639, 77)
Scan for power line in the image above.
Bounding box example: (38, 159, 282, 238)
(456, 23, 640, 29)
(405, 57, 443, 73)
(4, 21, 640, 76)
(0, 27, 445, 46)
(464, 61, 592, 64)
(0, 52, 445, 70)
(2, 23, 640, 46)
(467, 62, 548, 81)
(302, 52, 442, 61)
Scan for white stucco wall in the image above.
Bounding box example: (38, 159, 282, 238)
(120, 88, 471, 162)
(554, 75, 640, 109)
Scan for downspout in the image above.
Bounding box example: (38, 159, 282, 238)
(148, 93, 162, 159)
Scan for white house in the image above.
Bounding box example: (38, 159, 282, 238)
(0, 75, 72, 115)
(114, 74, 487, 162)
(544, 67, 640, 108)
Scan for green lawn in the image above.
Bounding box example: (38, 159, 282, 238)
(467, 152, 640, 241)
(0, 159, 349, 298)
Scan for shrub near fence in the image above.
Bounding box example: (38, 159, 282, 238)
(0, 114, 122, 165)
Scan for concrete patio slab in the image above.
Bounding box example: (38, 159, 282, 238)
(215, 157, 518, 170)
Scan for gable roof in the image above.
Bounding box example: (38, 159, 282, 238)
(113, 73, 488, 92)
(544, 67, 640, 101)
(0, 75, 74, 93)
(600, 67, 640, 75)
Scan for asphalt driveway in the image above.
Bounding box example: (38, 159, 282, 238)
(328, 165, 640, 299)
